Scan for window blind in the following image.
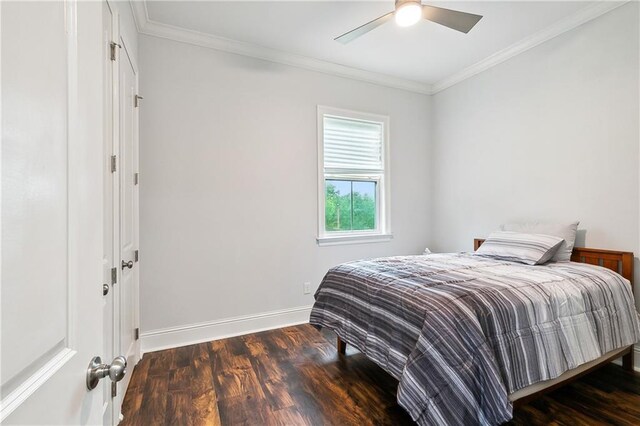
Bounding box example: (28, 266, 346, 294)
(323, 116, 383, 171)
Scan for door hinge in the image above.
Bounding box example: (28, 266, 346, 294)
(134, 172, 139, 185)
(134, 250, 139, 262)
(111, 267, 117, 285)
(134, 328, 140, 340)
(111, 381, 117, 398)
(134, 94, 143, 108)
(110, 155, 117, 173)
(109, 41, 121, 61)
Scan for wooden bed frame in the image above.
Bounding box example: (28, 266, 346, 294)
(336, 240, 636, 405)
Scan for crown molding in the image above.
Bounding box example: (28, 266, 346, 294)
(130, 1, 432, 95)
(130, 0, 148, 34)
(430, 1, 629, 94)
(131, 0, 627, 96)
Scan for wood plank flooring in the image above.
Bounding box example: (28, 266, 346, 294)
(121, 324, 640, 425)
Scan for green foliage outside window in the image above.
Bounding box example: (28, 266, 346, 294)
(325, 180, 376, 232)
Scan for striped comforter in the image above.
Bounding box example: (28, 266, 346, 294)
(309, 253, 640, 425)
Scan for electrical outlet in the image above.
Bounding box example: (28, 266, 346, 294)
(303, 282, 311, 294)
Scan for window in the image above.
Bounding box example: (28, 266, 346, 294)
(317, 106, 391, 245)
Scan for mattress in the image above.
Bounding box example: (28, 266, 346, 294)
(310, 253, 640, 425)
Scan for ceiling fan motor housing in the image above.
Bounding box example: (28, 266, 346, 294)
(395, 0, 422, 10)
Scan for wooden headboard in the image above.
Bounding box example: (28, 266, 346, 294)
(473, 238, 634, 288)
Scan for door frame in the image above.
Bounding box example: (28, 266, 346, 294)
(104, 1, 120, 424)
(105, 3, 141, 421)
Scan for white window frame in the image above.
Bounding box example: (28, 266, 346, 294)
(317, 106, 392, 246)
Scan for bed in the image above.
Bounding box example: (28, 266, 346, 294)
(309, 240, 640, 425)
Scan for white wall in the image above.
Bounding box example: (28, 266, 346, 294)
(138, 3, 639, 352)
(431, 3, 640, 301)
(138, 35, 431, 341)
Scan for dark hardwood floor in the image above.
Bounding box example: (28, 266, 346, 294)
(121, 324, 640, 425)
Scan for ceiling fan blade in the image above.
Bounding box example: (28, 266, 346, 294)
(335, 11, 394, 44)
(422, 5, 482, 34)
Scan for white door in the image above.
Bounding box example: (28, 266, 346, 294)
(102, 2, 117, 425)
(1, 1, 119, 424)
(116, 37, 140, 411)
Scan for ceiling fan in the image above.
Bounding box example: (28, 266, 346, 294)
(335, 0, 483, 44)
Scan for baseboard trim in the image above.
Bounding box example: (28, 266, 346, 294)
(140, 305, 313, 354)
(141, 309, 639, 374)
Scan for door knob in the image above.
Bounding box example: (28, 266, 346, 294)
(121, 260, 133, 270)
(86, 355, 127, 390)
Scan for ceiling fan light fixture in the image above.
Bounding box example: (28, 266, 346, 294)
(334, 2, 482, 44)
(394, 1, 422, 27)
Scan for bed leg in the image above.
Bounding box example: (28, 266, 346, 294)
(337, 336, 346, 355)
(622, 347, 635, 372)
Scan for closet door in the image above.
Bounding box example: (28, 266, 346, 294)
(116, 37, 140, 412)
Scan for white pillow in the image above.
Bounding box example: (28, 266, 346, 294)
(475, 231, 564, 265)
(500, 221, 579, 262)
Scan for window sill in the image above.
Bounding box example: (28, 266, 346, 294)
(316, 233, 393, 247)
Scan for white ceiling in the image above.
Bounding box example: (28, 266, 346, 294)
(144, 1, 598, 85)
